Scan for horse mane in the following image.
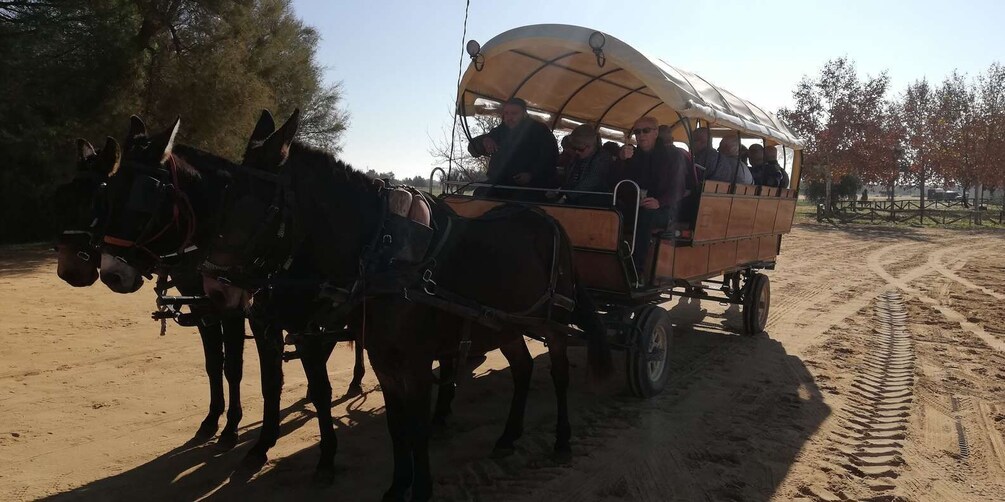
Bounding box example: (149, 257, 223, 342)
(288, 141, 376, 193)
(172, 144, 238, 182)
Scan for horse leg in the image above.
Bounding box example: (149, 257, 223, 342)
(345, 338, 365, 398)
(431, 356, 456, 428)
(408, 366, 435, 502)
(195, 322, 225, 440)
(243, 321, 283, 471)
(372, 363, 414, 502)
(298, 338, 338, 484)
(547, 334, 572, 461)
(492, 335, 533, 456)
(218, 314, 246, 449)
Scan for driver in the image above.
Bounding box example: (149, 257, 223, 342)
(467, 97, 559, 200)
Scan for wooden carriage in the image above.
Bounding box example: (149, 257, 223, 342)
(439, 24, 803, 397)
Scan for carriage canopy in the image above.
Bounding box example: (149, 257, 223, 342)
(456, 24, 803, 150)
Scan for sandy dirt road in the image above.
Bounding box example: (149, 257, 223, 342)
(1, 222, 1004, 501)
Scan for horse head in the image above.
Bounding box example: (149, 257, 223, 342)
(98, 115, 189, 293)
(54, 137, 120, 287)
(202, 108, 381, 311)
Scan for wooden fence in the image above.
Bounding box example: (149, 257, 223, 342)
(817, 200, 1005, 226)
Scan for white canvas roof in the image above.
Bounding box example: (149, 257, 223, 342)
(457, 24, 802, 149)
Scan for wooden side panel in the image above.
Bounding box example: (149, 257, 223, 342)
(707, 240, 738, 273)
(540, 206, 621, 251)
(760, 187, 778, 197)
(773, 198, 797, 234)
(753, 198, 780, 235)
(653, 241, 676, 282)
(704, 180, 731, 194)
(673, 244, 709, 280)
(758, 235, 778, 260)
(693, 196, 731, 242)
(442, 197, 500, 218)
(726, 197, 757, 238)
(736, 238, 758, 265)
(736, 184, 757, 195)
(574, 250, 630, 293)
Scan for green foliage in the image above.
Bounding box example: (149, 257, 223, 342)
(0, 0, 348, 243)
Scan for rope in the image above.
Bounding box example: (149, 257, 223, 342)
(447, 0, 472, 181)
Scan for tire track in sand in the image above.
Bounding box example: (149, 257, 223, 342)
(867, 243, 1005, 353)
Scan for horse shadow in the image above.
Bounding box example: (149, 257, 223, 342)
(43, 296, 830, 501)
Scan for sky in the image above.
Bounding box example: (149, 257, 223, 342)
(291, 0, 1005, 179)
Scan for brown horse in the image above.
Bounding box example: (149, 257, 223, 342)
(202, 110, 613, 501)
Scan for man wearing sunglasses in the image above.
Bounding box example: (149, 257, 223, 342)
(613, 116, 687, 277)
(467, 97, 559, 200)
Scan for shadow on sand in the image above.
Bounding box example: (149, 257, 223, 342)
(44, 296, 829, 501)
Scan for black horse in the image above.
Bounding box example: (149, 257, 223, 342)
(54, 137, 120, 287)
(92, 116, 251, 448)
(202, 110, 613, 501)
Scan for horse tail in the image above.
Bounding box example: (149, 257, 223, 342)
(574, 281, 613, 381)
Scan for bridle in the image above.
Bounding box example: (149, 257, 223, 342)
(199, 164, 303, 289)
(54, 170, 107, 262)
(101, 154, 198, 274)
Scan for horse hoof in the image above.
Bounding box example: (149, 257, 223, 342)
(490, 446, 515, 459)
(552, 446, 573, 464)
(312, 465, 336, 485)
(381, 489, 406, 502)
(344, 384, 363, 398)
(217, 431, 239, 450)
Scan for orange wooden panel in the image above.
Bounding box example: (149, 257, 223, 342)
(726, 197, 757, 238)
(673, 244, 709, 280)
(653, 240, 676, 282)
(761, 187, 778, 197)
(693, 196, 731, 242)
(442, 197, 501, 218)
(574, 250, 630, 293)
(758, 235, 778, 260)
(773, 199, 797, 234)
(736, 184, 757, 195)
(704, 180, 730, 194)
(540, 206, 621, 251)
(753, 198, 780, 235)
(736, 238, 758, 265)
(707, 240, 738, 273)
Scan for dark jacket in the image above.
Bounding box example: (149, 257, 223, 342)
(561, 148, 611, 205)
(468, 117, 559, 189)
(764, 160, 789, 188)
(611, 142, 687, 221)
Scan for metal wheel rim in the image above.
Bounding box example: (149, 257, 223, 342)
(756, 280, 770, 329)
(646, 323, 668, 382)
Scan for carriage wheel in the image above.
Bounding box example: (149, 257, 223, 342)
(742, 273, 770, 335)
(626, 305, 673, 398)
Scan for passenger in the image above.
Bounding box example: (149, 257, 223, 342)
(748, 144, 773, 186)
(611, 116, 687, 274)
(658, 125, 699, 224)
(602, 141, 620, 161)
(691, 127, 751, 185)
(467, 97, 559, 199)
(546, 124, 610, 206)
(739, 144, 749, 167)
(716, 135, 755, 185)
(763, 145, 790, 188)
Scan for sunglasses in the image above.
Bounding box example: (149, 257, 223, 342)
(632, 127, 655, 135)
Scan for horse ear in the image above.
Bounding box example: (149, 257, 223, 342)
(250, 109, 276, 142)
(77, 139, 96, 162)
(98, 137, 121, 175)
(258, 108, 300, 170)
(146, 117, 180, 165)
(125, 115, 147, 151)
